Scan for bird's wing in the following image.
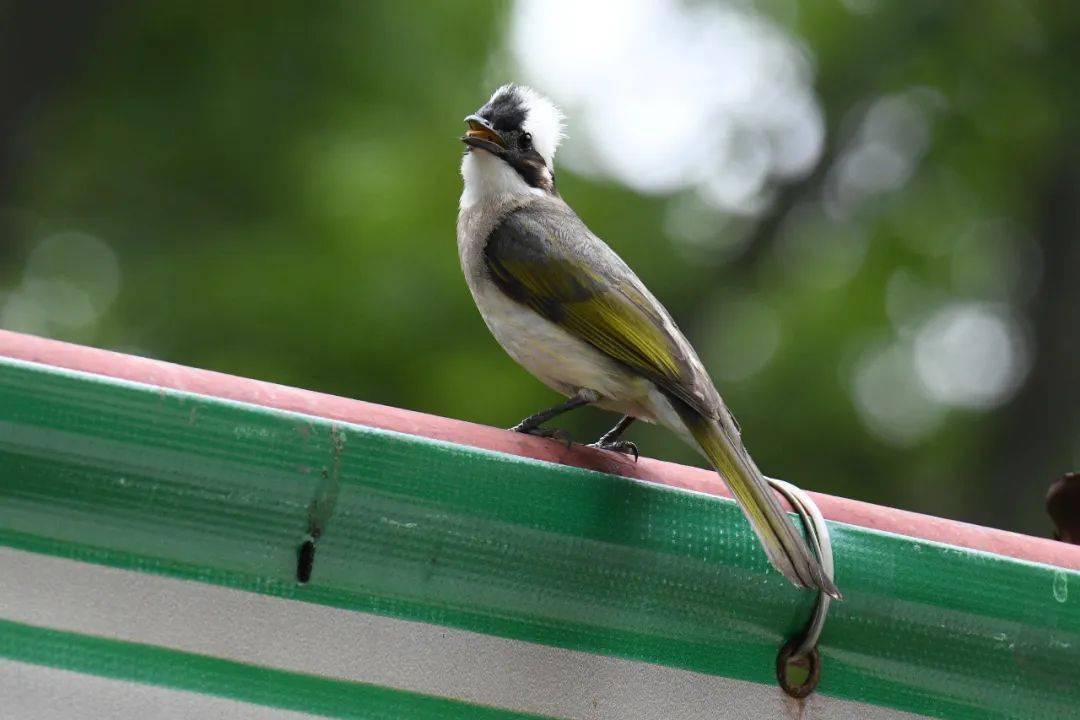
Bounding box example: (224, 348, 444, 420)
(484, 203, 837, 596)
(483, 203, 720, 419)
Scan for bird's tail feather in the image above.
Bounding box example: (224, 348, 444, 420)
(676, 405, 841, 599)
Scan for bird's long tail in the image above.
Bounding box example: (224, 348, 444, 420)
(676, 404, 841, 599)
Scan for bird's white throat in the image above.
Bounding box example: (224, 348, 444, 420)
(459, 150, 546, 210)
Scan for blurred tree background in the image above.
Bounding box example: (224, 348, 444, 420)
(1, 1, 1077, 535)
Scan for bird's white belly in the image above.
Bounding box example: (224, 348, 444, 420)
(473, 284, 652, 414)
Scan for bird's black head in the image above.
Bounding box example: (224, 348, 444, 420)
(461, 84, 563, 194)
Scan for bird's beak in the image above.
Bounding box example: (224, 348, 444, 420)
(461, 114, 507, 155)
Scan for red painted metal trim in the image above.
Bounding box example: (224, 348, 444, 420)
(2, 329, 1078, 572)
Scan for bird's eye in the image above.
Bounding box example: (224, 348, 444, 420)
(520, 132, 532, 149)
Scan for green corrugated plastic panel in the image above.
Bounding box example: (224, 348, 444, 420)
(0, 357, 1077, 719)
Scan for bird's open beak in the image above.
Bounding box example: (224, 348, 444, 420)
(461, 115, 507, 155)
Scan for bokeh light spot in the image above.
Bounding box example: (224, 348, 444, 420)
(914, 303, 1029, 409)
(852, 339, 944, 446)
(0, 232, 120, 334)
(511, 0, 823, 212)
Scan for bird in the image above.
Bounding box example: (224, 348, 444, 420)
(456, 84, 839, 598)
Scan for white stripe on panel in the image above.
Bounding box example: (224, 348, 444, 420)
(0, 659, 324, 720)
(0, 547, 925, 720)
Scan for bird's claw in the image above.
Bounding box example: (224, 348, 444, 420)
(510, 424, 573, 448)
(589, 439, 639, 462)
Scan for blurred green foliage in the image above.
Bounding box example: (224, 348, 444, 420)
(1, 1, 1077, 535)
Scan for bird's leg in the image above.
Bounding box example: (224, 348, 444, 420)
(588, 415, 638, 461)
(509, 389, 599, 444)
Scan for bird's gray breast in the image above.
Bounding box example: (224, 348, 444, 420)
(457, 198, 645, 402)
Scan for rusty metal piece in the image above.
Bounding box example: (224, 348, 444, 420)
(776, 638, 821, 699)
(1047, 472, 1080, 544)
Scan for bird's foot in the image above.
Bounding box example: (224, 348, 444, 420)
(509, 423, 573, 447)
(588, 439, 639, 462)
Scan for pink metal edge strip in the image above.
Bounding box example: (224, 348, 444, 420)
(2, 329, 1077, 572)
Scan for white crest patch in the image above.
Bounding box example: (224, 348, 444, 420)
(501, 84, 565, 166)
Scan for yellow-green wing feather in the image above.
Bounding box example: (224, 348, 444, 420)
(483, 213, 704, 415)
